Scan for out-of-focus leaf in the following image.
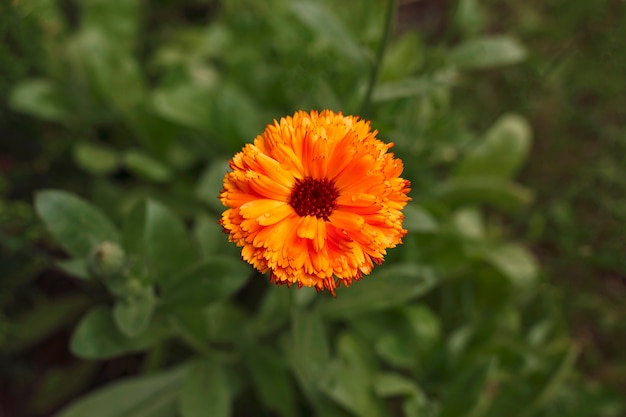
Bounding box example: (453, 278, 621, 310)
(403, 203, 439, 233)
(210, 85, 262, 150)
(169, 307, 209, 344)
(29, 361, 98, 414)
(454, 0, 486, 36)
(113, 286, 156, 337)
(70, 307, 162, 359)
(194, 214, 227, 258)
(319, 333, 384, 417)
(373, 70, 458, 102)
(179, 358, 231, 417)
(56, 259, 91, 280)
(80, 0, 140, 49)
(452, 208, 485, 240)
(56, 365, 186, 417)
(9, 79, 70, 121)
(244, 345, 297, 417)
(74, 29, 146, 113)
(317, 264, 438, 319)
(526, 346, 580, 415)
(374, 373, 423, 398)
(380, 32, 423, 81)
(196, 160, 230, 213)
(405, 304, 441, 349)
(439, 358, 498, 417)
(35, 190, 120, 259)
(122, 150, 172, 183)
(435, 177, 533, 210)
(449, 36, 527, 69)
(456, 114, 532, 179)
(7, 295, 91, 353)
(73, 142, 119, 175)
(160, 258, 251, 308)
(375, 332, 415, 369)
(122, 198, 196, 287)
(152, 84, 214, 132)
(290, 1, 366, 64)
(204, 302, 247, 343)
(447, 325, 474, 360)
(248, 288, 292, 337)
(290, 310, 330, 392)
(483, 243, 539, 288)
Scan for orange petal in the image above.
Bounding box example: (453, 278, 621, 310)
(240, 199, 287, 221)
(329, 210, 365, 232)
(296, 215, 317, 240)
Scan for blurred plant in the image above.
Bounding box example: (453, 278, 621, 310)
(3, 0, 623, 416)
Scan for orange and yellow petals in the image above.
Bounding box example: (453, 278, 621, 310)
(219, 109, 411, 294)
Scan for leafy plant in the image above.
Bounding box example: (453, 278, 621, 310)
(2, 0, 623, 416)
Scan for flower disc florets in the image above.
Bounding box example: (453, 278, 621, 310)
(219, 110, 411, 294)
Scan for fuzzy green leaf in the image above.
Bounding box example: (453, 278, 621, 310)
(35, 190, 120, 259)
(56, 365, 186, 417)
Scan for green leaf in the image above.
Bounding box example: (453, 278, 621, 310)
(80, 0, 140, 49)
(122, 150, 172, 183)
(28, 361, 97, 414)
(244, 345, 297, 417)
(168, 307, 209, 344)
(375, 332, 416, 369)
(56, 365, 186, 417)
(152, 84, 214, 132)
(9, 79, 70, 121)
(56, 259, 91, 280)
(373, 373, 423, 398)
(70, 307, 161, 359)
(76, 29, 146, 113)
(35, 190, 120, 259)
(6, 295, 91, 353)
(204, 301, 248, 343)
(195, 160, 230, 213)
(160, 258, 251, 307)
(380, 32, 423, 81)
(290, 1, 366, 65)
(317, 264, 438, 319)
(113, 285, 157, 337)
(290, 310, 330, 390)
(526, 345, 581, 415)
(210, 85, 262, 149)
(439, 358, 499, 417)
(435, 177, 533, 210)
(179, 358, 231, 417)
(403, 203, 438, 233)
(73, 142, 120, 175)
(404, 305, 441, 348)
(194, 214, 231, 258)
(456, 114, 532, 179)
(122, 198, 196, 287)
(449, 36, 527, 69)
(248, 287, 292, 337)
(319, 333, 384, 417)
(454, 0, 487, 36)
(373, 70, 458, 102)
(483, 243, 539, 288)
(452, 208, 485, 240)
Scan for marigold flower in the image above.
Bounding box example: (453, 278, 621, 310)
(219, 110, 411, 294)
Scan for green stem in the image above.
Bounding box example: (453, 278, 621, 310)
(360, 0, 396, 117)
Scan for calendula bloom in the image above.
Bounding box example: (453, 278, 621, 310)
(219, 110, 411, 294)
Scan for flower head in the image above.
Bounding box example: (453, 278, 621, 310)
(219, 110, 411, 294)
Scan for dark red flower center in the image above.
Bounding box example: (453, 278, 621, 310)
(289, 177, 339, 219)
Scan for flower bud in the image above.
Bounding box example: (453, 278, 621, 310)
(89, 241, 125, 278)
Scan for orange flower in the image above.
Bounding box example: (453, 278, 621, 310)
(219, 110, 411, 294)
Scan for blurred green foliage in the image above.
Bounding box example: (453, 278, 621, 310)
(1, 0, 624, 416)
